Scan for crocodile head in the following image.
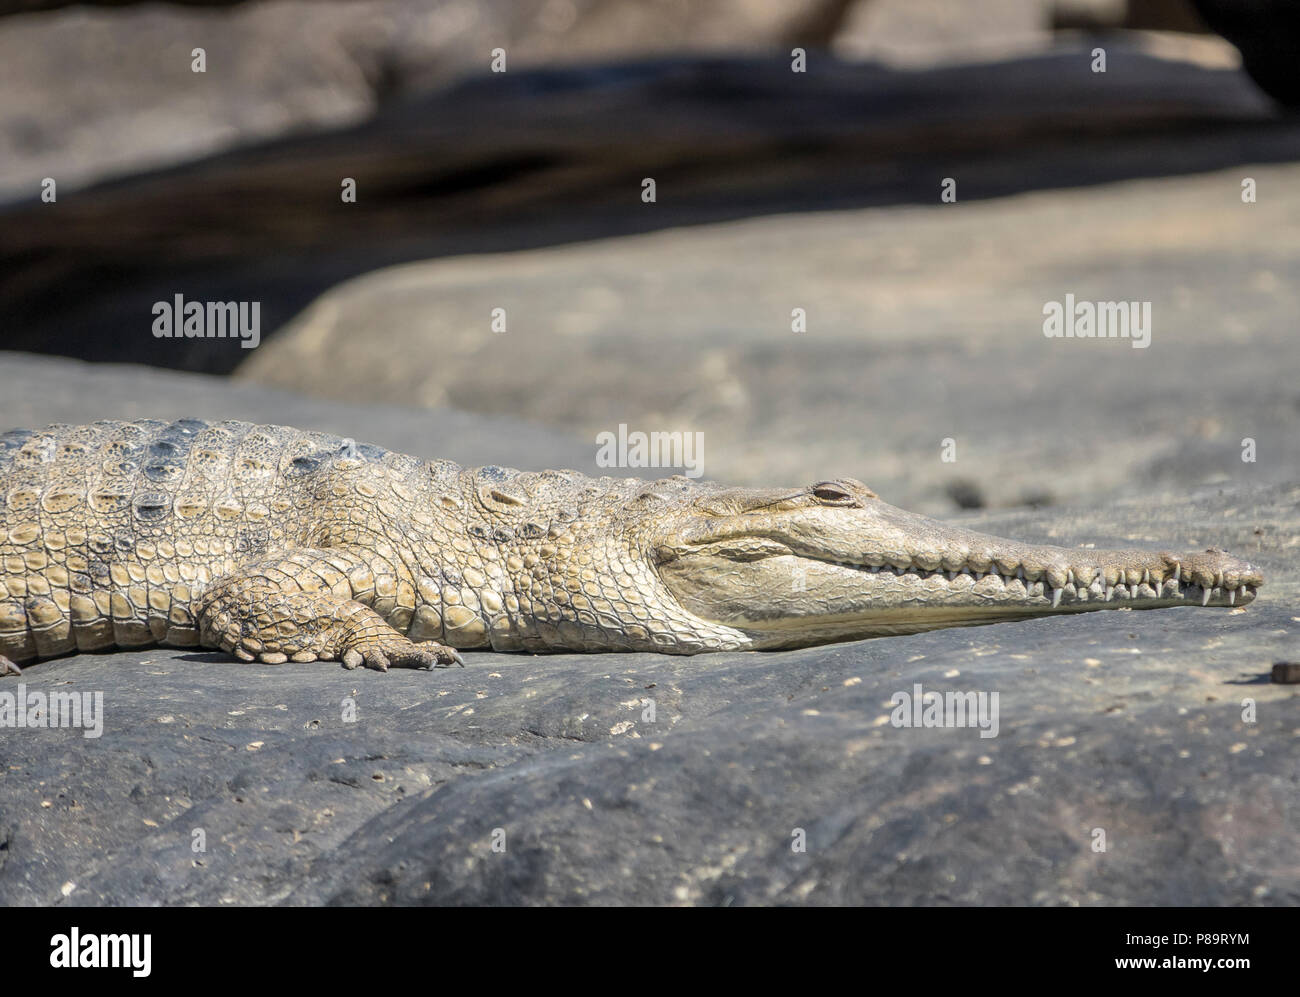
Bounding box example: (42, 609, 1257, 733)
(650, 478, 1264, 649)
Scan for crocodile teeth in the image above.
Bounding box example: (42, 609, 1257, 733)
(852, 555, 1255, 611)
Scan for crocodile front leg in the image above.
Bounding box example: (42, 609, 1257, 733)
(197, 549, 464, 671)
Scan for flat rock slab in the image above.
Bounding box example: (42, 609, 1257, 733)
(1, 479, 1294, 906)
(0, 0, 846, 201)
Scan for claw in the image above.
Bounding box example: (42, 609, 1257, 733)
(341, 637, 464, 672)
(0, 655, 21, 677)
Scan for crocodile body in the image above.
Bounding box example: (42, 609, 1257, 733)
(0, 419, 1264, 673)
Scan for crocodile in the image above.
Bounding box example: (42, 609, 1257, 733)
(0, 419, 1263, 674)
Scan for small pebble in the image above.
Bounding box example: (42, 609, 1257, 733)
(1271, 662, 1300, 684)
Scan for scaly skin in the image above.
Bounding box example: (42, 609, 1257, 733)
(0, 420, 1264, 673)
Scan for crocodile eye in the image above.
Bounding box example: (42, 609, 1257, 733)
(811, 481, 854, 503)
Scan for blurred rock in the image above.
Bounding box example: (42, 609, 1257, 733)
(1, 47, 1286, 388)
(1052, 0, 1207, 33)
(0, 0, 862, 202)
(837, 0, 1050, 65)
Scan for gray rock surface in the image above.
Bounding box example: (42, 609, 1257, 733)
(0, 357, 1294, 906)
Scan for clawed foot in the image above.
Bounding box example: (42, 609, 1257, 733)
(0, 655, 21, 677)
(341, 637, 465, 672)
